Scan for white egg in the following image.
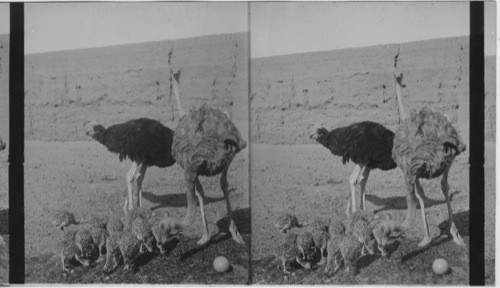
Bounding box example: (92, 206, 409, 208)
(213, 256, 230, 273)
(432, 258, 449, 275)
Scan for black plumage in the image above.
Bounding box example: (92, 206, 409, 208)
(0, 136, 5, 151)
(90, 118, 175, 168)
(311, 121, 396, 215)
(85, 118, 175, 213)
(314, 121, 396, 171)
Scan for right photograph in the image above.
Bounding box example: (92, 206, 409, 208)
(250, 2, 495, 285)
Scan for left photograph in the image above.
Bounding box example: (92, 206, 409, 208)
(24, 3, 250, 284)
(0, 3, 9, 285)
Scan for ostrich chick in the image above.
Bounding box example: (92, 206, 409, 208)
(118, 230, 142, 270)
(351, 218, 375, 256)
(274, 213, 300, 233)
(107, 216, 124, 236)
(372, 219, 404, 257)
(53, 230, 89, 272)
(151, 216, 183, 254)
(130, 215, 154, 253)
(85, 215, 108, 230)
(89, 227, 109, 262)
(338, 234, 364, 274)
(296, 230, 315, 261)
(75, 228, 94, 259)
(311, 230, 330, 264)
(103, 232, 121, 273)
(324, 220, 346, 274)
(126, 207, 153, 227)
(278, 233, 311, 275)
(52, 210, 81, 231)
(309, 217, 330, 232)
(347, 210, 374, 232)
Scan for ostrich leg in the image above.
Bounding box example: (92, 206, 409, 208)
(441, 166, 466, 246)
(135, 164, 147, 208)
(415, 179, 431, 247)
(194, 177, 211, 245)
(125, 162, 140, 212)
(346, 164, 362, 216)
(182, 173, 197, 229)
(221, 166, 245, 244)
(358, 167, 371, 210)
(402, 174, 418, 233)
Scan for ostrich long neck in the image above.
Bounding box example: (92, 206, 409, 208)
(394, 73, 407, 123)
(172, 70, 185, 118)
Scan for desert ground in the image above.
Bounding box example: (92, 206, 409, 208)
(24, 32, 250, 283)
(250, 36, 495, 285)
(24, 141, 249, 284)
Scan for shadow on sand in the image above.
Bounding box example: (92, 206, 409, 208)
(143, 188, 237, 210)
(366, 190, 461, 214)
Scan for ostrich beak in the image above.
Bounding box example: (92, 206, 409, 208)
(459, 143, 466, 153)
(308, 123, 323, 140)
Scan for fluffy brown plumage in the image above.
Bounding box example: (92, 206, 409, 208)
(274, 213, 300, 233)
(324, 220, 346, 274)
(393, 106, 466, 247)
(52, 210, 80, 231)
(53, 232, 90, 272)
(172, 104, 247, 245)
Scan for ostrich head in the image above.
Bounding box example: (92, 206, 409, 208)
(441, 118, 467, 155)
(83, 120, 102, 137)
(0, 136, 5, 151)
(151, 216, 183, 254)
(308, 123, 327, 141)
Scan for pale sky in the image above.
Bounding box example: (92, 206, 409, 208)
(251, 2, 496, 58)
(23, 2, 248, 54)
(0, 2, 496, 56)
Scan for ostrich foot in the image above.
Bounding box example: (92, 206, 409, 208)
(317, 258, 326, 266)
(450, 222, 466, 247)
(96, 255, 105, 263)
(229, 223, 245, 244)
(197, 234, 211, 245)
(361, 246, 367, 256)
(230, 229, 245, 245)
(418, 236, 432, 247)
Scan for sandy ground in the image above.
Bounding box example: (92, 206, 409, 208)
(250, 141, 492, 284)
(24, 140, 249, 283)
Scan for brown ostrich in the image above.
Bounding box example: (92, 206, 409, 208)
(171, 71, 247, 245)
(392, 73, 466, 247)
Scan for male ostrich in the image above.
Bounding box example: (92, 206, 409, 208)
(392, 73, 466, 247)
(171, 72, 247, 245)
(0, 136, 5, 151)
(84, 118, 176, 213)
(310, 121, 397, 215)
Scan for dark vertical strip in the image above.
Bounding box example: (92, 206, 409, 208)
(469, 2, 484, 286)
(9, 3, 24, 284)
(246, 2, 252, 285)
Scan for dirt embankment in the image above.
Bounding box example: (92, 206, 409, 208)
(251, 36, 495, 146)
(25, 32, 249, 142)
